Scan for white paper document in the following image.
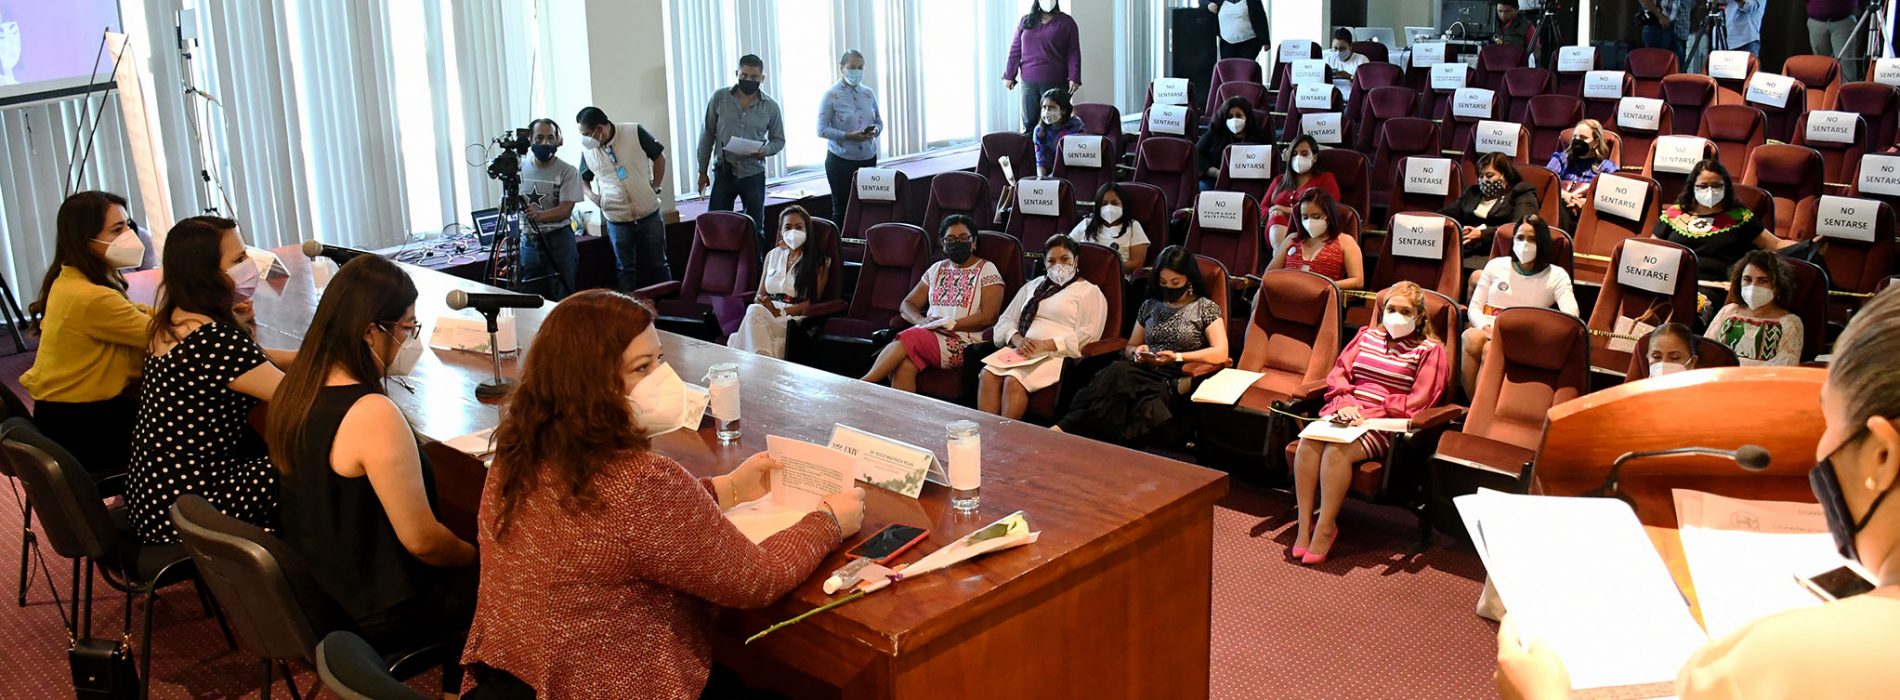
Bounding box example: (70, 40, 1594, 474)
(1672, 489, 1852, 638)
(1296, 416, 1410, 443)
(722, 136, 765, 155)
(829, 424, 938, 497)
(725, 435, 857, 544)
(442, 427, 497, 460)
(1190, 368, 1266, 405)
(1456, 491, 1707, 695)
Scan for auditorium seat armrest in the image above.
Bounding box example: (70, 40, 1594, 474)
(1289, 379, 1330, 404)
(1408, 405, 1466, 432)
(1181, 359, 1230, 378)
(635, 280, 682, 300)
(1080, 337, 1129, 358)
(801, 300, 849, 320)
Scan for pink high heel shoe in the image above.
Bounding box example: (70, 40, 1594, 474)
(1301, 530, 1339, 565)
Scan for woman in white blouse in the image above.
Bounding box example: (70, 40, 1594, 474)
(728, 205, 829, 359)
(978, 235, 1108, 419)
(1460, 215, 1578, 399)
(1068, 182, 1150, 273)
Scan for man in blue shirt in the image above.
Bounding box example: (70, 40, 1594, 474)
(696, 53, 785, 251)
(817, 49, 883, 224)
(1720, 0, 1767, 56)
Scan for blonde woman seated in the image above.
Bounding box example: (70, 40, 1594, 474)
(1290, 281, 1449, 564)
(978, 235, 1108, 420)
(728, 206, 829, 359)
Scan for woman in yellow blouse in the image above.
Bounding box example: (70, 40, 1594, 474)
(20, 191, 152, 481)
(1496, 287, 1900, 699)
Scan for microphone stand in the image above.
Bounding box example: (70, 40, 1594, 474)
(1592, 446, 1752, 502)
(474, 307, 512, 400)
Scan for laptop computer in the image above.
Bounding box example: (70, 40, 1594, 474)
(1404, 26, 1439, 47)
(471, 208, 502, 246)
(1352, 27, 1396, 47)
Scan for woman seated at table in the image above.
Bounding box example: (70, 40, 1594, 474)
(861, 215, 1005, 392)
(1546, 118, 1617, 229)
(979, 235, 1108, 420)
(1055, 246, 1228, 443)
(1440, 152, 1541, 272)
(461, 290, 865, 699)
(729, 205, 829, 359)
(1497, 287, 1900, 700)
(1460, 214, 1578, 399)
(1291, 281, 1448, 564)
(1265, 189, 1364, 291)
(1196, 96, 1265, 190)
(1656, 159, 1791, 285)
(1259, 135, 1340, 254)
(20, 191, 150, 483)
(266, 255, 478, 652)
(127, 216, 285, 543)
(1068, 182, 1151, 273)
(1705, 250, 1804, 367)
(1644, 322, 1701, 378)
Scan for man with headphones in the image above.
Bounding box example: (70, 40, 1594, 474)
(519, 117, 586, 300)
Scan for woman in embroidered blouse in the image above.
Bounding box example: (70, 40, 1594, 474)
(728, 205, 830, 359)
(1068, 182, 1151, 272)
(1056, 245, 1228, 443)
(1031, 88, 1085, 178)
(1290, 281, 1449, 564)
(1196, 96, 1265, 190)
(1654, 159, 1791, 284)
(979, 235, 1108, 420)
(1266, 188, 1365, 290)
(1546, 119, 1618, 229)
(461, 290, 865, 699)
(862, 215, 1006, 392)
(1705, 250, 1804, 366)
(1260, 135, 1341, 253)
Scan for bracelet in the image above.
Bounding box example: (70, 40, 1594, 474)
(818, 502, 841, 531)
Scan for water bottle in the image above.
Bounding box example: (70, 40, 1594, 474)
(947, 420, 981, 513)
(708, 363, 741, 443)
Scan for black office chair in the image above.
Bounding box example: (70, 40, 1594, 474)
(0, 383, 34, 607)
(317, 631, 430, 700)
(0, 417, 229, 700)
(169, 495, 464, 699)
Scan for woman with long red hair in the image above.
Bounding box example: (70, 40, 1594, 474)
(460, 290, 864, 700)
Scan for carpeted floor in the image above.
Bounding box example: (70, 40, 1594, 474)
(0, 341, 1498, 698)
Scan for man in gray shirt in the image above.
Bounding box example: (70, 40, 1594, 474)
(519, 118, 586, 299)
(697, 53, 785, 253)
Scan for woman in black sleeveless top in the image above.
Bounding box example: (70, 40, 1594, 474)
(266, 256, 477, 651)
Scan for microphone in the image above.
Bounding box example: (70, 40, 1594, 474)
(445, 290, 546, 312)
(302, 239, 377, 265)
(1593, 444, 1773, 499)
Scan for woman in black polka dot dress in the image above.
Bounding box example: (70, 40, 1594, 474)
(127, 217, 287, 543)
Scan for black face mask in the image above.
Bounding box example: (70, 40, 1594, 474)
(1569, 138, 1591, 157)
(1479, 179, 1506, 199)
(1160, 284, 1189, 302)
(1810, 427, 1893, 562)
(945, 240, 975, 264)
(737, 79, 761, 95)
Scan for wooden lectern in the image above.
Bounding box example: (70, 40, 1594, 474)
(1529, 366, 1828, 621)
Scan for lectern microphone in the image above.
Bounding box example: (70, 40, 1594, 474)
(445, 290, 545, 312)
(1593, 444, 1772, 499)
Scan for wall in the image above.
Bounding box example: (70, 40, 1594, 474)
(582, 0, 673, 212)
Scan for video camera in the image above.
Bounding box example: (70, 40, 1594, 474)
(485, 128, 531, 214)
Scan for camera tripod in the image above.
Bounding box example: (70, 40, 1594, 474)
(1686, 0, 1732, 74)
(1845, 0, 1890, 81)
(1527, 0, 1570, 71)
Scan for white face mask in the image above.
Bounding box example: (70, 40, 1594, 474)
(1038, 0, 1058, 12)
(1226, 117, 1247, 135)
(1382, 311, 1417, 339)
(579, 135, 601, 150)
(1694, 185, 1724, 209)
(1302, 216, 1329, 238)
(1041, 110, 1062, 125)
(1649, 361, 1688, 378)
(1098, 204, 1123, 224)
(1740, 283, 1773, 310)
(627, 362, 687, 435)
(782, 228, 807, 250)
(1512, 240, 1537, 265)
(226, 259, 260, 300)
(1291, 154, 1314, 174)
(387, 334, 425, 377)
(1046, 261, 1077, 286)
(100, 233, 145, 269)
(1335, 47, 1352, 60)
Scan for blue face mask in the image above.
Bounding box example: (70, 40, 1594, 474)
(531, 144, 557, 162)
(843, 68, 864, 86)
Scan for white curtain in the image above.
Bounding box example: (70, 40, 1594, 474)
(455, 0, 538, 220)
(0, 98, 148, 308)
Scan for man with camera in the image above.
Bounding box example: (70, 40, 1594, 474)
(516, 118, 584, 300)
(1636, 0, 1688, 61)
(575, 106, 670, 291)
(697, 53, 785, 254)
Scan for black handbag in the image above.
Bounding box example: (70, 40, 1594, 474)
(69, 634, 138, 699)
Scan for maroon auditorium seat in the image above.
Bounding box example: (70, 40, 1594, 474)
(1443, 86, 1501, 153)
(1501, 67, 1554, 123)
(977, 132, 1032, 225)
(799, 222, 931, 369)
(1791, 196, 1898, 322)
(1132, 136, 1200, 218)
(1116, 181, 1172, 269)
(1792, 111, 1870, 196)
(1581, 70, 1635, 129)
(1661, 74, 1720, 136)
(922, 171, 994, 236)
(1696, 104, 1768, 176)
(1476, 44, 1527, 92)
(1642, 135, 1719, 206)
(1051, 134, 1115, 208)
(1351, 41, 1390, 65)
(1707, 50, 1760, 106)
(1834, 82, 1900, 154)
(1354, 85, 1419, 154)
(1369, 118, 1443, 215)
(1183, 190, 1264, 282)
(1207, 57, 1266, 121)
(1347, 62, 1405, 126)
(1627, 48, 1679, 100)
(637, 211, 759, 341)
(1553, 45, 1598, 98)
(1214, 143, 1279, 204)
(1422, 63, 1476, 122)
(1318, 148, 1373, 223)
(1586, 238, 1699, 372)
(1742, 72, 1808, 144)
(1004, 177, 1079, 256)
(1216, 80, 1272, 117)
(1526, 94, 1585, 161)
(1743, 145, 1827, 242)
(1283, 83, 1345, 143)
(1784, 55, 1844, 111)
(1572, 172, 1663, 286)
(840, 167, 910, 263)
(1614, 97, 1674, 170)
(1072, 102, 1124, 161)
(1386, 156, 1463, 225)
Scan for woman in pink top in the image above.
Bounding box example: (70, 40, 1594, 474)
(461, 290, 867, 700)
(1289, 282, 1448, 564)
(1260, 135, 1341, 251)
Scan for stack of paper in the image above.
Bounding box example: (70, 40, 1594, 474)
(1189, 368, 1265, 405)
(1296, 417, 1411, 443)
(1673, 489, 1853, 638)
(1456, 490, 1707, 695)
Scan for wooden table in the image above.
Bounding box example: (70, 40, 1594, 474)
(159, 247, 1230, 699)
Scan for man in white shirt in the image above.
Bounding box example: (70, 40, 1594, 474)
(575, 106, 670, 291)
(1325, 27, 1370, 77)
(518, 118, 585, 299)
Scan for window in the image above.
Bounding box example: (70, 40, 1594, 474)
(773, 0, 835, 174)
(919, 2, 978, 146)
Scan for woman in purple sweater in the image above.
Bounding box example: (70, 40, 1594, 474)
(1003, 0, 1082, 132)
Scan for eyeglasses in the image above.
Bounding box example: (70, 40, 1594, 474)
(380, 321, 421, 341)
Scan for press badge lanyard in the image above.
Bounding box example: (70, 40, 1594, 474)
(603, 144, 628, 182)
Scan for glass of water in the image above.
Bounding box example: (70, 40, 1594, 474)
(708, 363, 741, 443)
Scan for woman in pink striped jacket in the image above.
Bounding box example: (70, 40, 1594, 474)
(1289, 281, 1450, 565)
